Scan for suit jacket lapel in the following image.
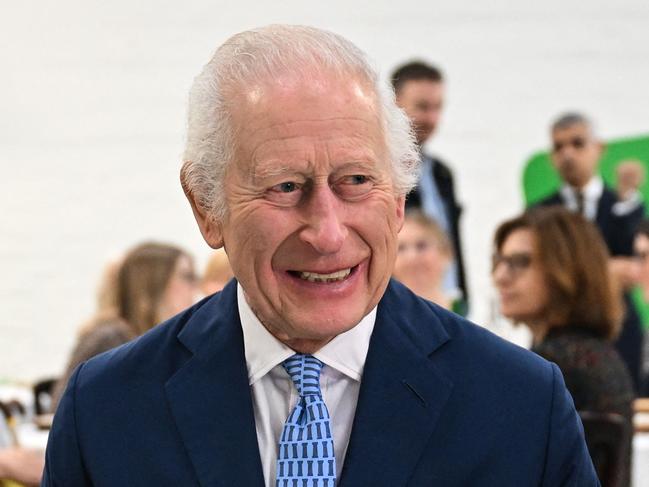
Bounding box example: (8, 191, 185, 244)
(339, 281, 453, 486)
(595, 187, 614, 234)
(164, 281, 265, 487)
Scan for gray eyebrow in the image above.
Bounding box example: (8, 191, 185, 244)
(251, 164, 304, 180)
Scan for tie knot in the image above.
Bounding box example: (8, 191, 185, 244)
(282, 354, 324, 397)
(575, 189, 585, 215)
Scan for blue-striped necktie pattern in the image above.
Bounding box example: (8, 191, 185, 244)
(276, 354, 336, 487)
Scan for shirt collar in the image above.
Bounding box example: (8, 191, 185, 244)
(237, 283, 376, 386)
(560, 175, 604, 202)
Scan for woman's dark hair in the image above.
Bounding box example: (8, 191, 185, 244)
(494, 206, 622, 340)
(117, 242, 186, 335)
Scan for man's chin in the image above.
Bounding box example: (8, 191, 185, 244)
(280, 312, 364, 347)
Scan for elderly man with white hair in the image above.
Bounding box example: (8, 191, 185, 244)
(43, 25, 598, 486)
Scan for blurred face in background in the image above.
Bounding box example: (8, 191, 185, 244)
(634, 233, 649, 300)
(393, 218, 450, 294)
(159, 254, 199, 320)
(201, 249, 234, 295)
(550, 123, 602, 189)
(395, 79, 444, 145)
(492, 228, 549, 326)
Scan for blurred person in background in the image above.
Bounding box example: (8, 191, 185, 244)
(1, 242, 196, 487)
(634, 220, 649, 302)
(201, 248, 233, 295)
(537, 112, 645, 393)
(391, 61, 468, 314)
(493, 207, 634, 486)
(633, 219, 649, 395)
(51, 241, 198, 411)
(393, 210, 453, 309)
(616, 159, 646, 203)
(0, 446, 42, 486)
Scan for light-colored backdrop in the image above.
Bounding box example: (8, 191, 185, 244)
(2, 0, 649, 381)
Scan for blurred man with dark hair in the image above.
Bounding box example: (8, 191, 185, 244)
(537, 112, 645, 393)
(391, 61, 468, 314)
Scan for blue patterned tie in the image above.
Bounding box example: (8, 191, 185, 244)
(276, 354, 336, 487)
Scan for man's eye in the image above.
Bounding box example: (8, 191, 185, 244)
(266, 181, 304, 206)
(348, 175, 369, 185)
(333, 174, 374, 200)
(273, 182, 300, 193)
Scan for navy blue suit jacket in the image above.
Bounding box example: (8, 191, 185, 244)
(536, 187, 643, 257)
(43, 280, 598, 486)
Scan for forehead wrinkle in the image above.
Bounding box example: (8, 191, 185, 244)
(243, 117, 378, 157)
(246, 131, 384, 174)
(250, 116, 381, 140)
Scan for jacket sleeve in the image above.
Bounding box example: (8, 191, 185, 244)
(41, 363, 92, 487)
(540, 363, 600, 487)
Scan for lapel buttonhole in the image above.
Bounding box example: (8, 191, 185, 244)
(402, 379, 427, 407)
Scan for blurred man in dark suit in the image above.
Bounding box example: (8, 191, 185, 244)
(392, 62, 468, 314)
(537, 112, 645, 392)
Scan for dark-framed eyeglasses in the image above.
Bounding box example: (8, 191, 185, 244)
(491, 252, 532, 276)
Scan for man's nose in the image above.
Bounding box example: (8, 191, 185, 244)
(299, 185, 347, 254)
(423, 108, 440, 126)
(492, 262, 509, 286)
(557, 143, 577, 160)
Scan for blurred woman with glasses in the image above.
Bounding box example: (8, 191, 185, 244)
(492, 206, 634, 486)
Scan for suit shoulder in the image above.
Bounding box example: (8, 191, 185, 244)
(385, 280, 551, 382)
(74, 295, 214, 390)
(429, 156, 454, 179)
(444, 308, 545, 365)
(533, 191, 562, 208)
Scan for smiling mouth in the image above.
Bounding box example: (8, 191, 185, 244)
(288, 266, 356, 283)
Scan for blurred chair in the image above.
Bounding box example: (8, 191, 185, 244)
(579, 411, 630, 487)
(32, 379, 57, 416)
(0, 400, 19, 448)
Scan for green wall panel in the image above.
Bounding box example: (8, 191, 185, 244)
(523, 133, 649, 207)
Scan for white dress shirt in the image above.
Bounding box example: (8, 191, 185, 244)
(559, 176, 642, 218)
(559, 176, 604, 221)
(237, 284, 375, 486)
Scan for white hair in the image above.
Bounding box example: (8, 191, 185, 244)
(182, 24, 419, 218)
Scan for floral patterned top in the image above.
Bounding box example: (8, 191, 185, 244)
(533, 326, 634, 487)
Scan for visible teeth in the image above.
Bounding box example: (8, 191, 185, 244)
(299, 268, 351, 282)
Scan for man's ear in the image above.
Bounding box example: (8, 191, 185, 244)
(180, 162, 224, 249)
(395, 194, 406, 233)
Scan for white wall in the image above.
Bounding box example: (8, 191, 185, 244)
(2, 0, 648, 381)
